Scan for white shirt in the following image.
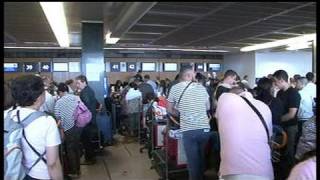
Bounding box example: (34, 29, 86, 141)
(125, 88, 142, 101)
(39, 91, 55, 114)
(303, 82, 316, 105)
(4, 107, 61, 179)
(297, 87, 314, 119)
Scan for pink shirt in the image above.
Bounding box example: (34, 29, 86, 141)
(288, 156, 316, 180)
(216, 92, 273, 179)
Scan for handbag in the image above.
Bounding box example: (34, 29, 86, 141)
(240, 96, 287, 163)
(168, 82, 193, 129)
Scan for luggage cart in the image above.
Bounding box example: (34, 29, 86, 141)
(151, 114, 188, 180)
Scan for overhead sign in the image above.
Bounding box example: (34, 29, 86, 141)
(110, 62, 120, 72)
(53, 62, 68, 72)
(127, 62, 136, 72)
(40, 62, 51, 72)
(24, 62, 39, 72)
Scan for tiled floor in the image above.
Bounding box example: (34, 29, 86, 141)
(77, 134, 218, 180)
(78, 135, 159, 180)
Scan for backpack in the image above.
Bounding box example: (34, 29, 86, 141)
(73, 101, 92, 127)
(4, 110, 47, 180)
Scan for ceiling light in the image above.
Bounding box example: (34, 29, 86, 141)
(105, 32, 120, 44)
(286, 41, 312, 51)
(4, 46, 228, 52)
(40, 2, 69, 47)
(240, 33, 316, 52)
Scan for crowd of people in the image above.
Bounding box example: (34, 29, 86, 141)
(4, 66, 316, 180)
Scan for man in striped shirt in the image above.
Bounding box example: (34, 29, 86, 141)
(167, 66, 211, 180)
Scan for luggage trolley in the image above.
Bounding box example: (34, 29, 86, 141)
(149, 104, 188, 180)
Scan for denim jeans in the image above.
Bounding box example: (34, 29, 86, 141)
(182, 129, 212, 180)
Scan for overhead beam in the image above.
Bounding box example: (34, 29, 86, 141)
(110, 2, 157, 37)
(214, 22, 315, 47)
(182, 2, 315, 46)
(148, 2, 235, 44)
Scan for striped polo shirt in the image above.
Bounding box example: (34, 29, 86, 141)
(167, 81, 210, 132)
(54, 94, 79, 132)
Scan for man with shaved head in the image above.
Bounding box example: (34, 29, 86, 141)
(167, 65, 211, 180)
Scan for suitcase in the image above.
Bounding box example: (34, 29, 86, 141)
(96, 111, 113, 145)
(163, 130, 187, 168)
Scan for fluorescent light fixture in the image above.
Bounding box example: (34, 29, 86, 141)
(40, 2, 69, 47)
(286, 41, 312, 51)
(105, 32, 120, 44)
(240, 33, 316, 52)
(4, 46, 228, 52)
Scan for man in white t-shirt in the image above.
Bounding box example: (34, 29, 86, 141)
(39, 75, 55, 114)
(8, 75, 63, 180)
(215, 87, 273, 180)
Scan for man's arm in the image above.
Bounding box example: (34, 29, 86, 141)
(46, 145, 63, 180)
(281, 108, 298, 122)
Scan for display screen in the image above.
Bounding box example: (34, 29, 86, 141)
(53, 63, 68, 72)
(164, 63, 177, 72)
(142, 62, 156, 71)
(207, 63, 221, 72)
(4, 63, 19, 72)
(24, 62, 39, 72)
(195, 63, 204, 72)
(110, 62, 120, 72)
(40, 62, 51, 72)
(69, 62, 80, 72)
(127, 62, 136, 72)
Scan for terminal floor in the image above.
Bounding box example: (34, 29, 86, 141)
(77, 134, 218, 180)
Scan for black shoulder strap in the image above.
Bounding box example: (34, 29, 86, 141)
(17, 110, 48, 172)
(241, 96, 270, 141)
(177, 82, 193, 107)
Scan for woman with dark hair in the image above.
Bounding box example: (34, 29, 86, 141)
(255, 77, 284, 126)
(54, 83, 81, 178)
(6, 75, 63, 180)
(4, 81, 16, 110)
(158, 80, 167, 97)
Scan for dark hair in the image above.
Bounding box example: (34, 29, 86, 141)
(306, 72, 314, 82)
(4, 81, 16, 110)
(195, 72, 206, 86)
(174, 73, 180, 80)
(75, 75, 88, 84)
(224, 70, 238, 79)
(129, 82, 138, 90)
(65, 79, 74, 85)
(255, 77, 273, 104)
(144, 74, 150, 80)
(273, 70, 288, 82)
(180, 65, 193, 73)
(57, 83, 69, 93)
(293, 74, 301, 81)
(11, 75, 44, 107)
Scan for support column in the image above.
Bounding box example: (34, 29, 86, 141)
(312, 40, 316, 74)
(81, 22, 106, 107)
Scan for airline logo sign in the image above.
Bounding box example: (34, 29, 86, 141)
(24, 62, 39, 72)
(40, 62, 51, 72)
(127, 62, 136, 72)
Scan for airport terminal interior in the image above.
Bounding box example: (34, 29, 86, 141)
(4, 2, 316, 180)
